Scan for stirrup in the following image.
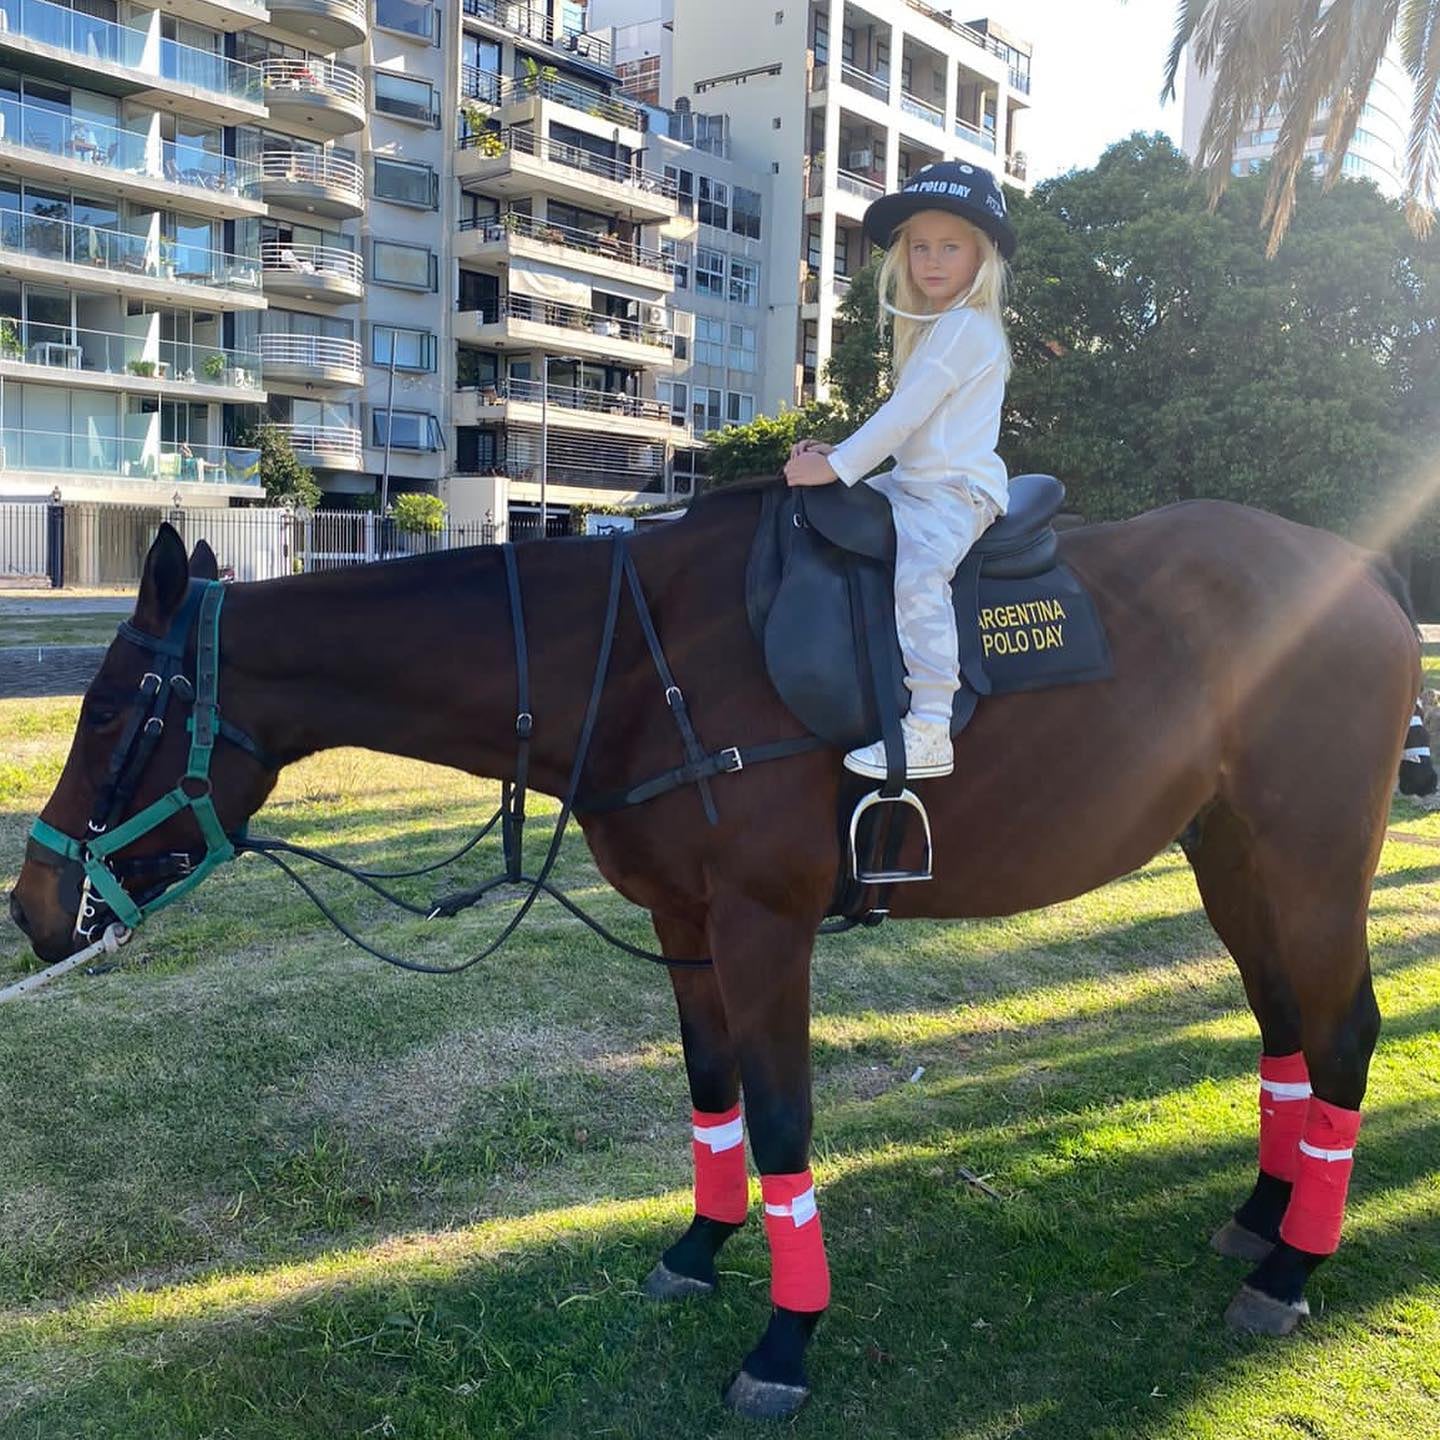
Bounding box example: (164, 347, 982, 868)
(848, 787, 933, 884)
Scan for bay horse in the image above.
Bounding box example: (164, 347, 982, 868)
(8, 486, 1425, 1418)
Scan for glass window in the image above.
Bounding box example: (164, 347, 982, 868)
(373, 407, 442, 449)
(372, 324, 436, 371)
(373, 157, 437, 208)
(727, 323, 756, 372)
(691, 386, 722, 434)
(695, 316, 725, 366)
(373, 70, 438, 125)
(661, 236, 690, 288)
(695, 246, 725, 297)
(731, 186, 762, 241)
(664, 164, 694, 217)
(698, 176, 729, 229)
(374, 0, 437, 42)
(729, 257, 759, 305)
(372, 239, 437, 290)
(725, 391, 755, 425)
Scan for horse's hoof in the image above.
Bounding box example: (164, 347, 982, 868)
(642, 1260, 715, 1301)
(722, 1368, 810, 1420)
(1210, 1218, 1276, 1263)
(1224, 1283, 1310, 1336)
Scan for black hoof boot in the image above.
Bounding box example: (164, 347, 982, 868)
(1225, 1240, 1323, 1337)
(642, 1215, 743, 1300)
(723, 1308, 820, 1420)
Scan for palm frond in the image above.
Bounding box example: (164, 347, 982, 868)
(1399, 0, 1440, 233)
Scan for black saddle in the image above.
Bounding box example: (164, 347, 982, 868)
(746, 474, 1111, 750)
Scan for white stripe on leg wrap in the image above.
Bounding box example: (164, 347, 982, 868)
(763, 1185, 817, 1227)
(1298, 1140, 1354, 1162)
(692, 1115, 744, 1152)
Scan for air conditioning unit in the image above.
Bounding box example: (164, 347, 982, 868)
(847, 147, 873, 170)
(645, 304, 668, 327)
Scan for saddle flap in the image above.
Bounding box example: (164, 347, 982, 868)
(800, 481, 896, 563)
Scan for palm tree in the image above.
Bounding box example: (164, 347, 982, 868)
(1163, 0, 1440, 252)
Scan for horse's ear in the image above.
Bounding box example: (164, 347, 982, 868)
(134, 523, 190, 635)
(189, 538, 219, 582)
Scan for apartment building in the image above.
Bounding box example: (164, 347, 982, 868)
(439, 0, 693, 533)
(595, 0, 1032, 407)
(1181, 42, 1415, 201)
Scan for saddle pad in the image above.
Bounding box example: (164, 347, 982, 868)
(757, 518, 1112, 749)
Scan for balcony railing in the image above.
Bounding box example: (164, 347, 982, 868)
(0, 427, 260, 484)
(461, 0, 613, 71)
(458, 125, 677, 199)
(256, 150, 365, 201)
(460, 376, 670, 423)
(955, 116, 997, 153)
(460, 65, 503, 105)
(0, 99, 257, 196)
(900, 90, 944, 128)
(257, 333, 362, 373)
(835, 167, 885, 200)
(904, 0, 1031, 88)
(269, 421, 363, 464)
(260, 240, 363, 285)
(258, 57, 365, 108)
(458, 211, 672, 274)
(0, 210, 259, 290)
(482, 72, 642, 130)
(461, 295, 673, 351)
(0, 0, 262, 103)
(840, 61, 889, 103)
(0, 323, 260, 387)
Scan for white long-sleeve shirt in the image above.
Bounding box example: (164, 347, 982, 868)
(827, 305, 1009, 512)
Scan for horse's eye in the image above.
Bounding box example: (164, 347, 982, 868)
(85, 703, 119, 728)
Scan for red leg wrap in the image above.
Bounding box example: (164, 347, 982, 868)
(1279, 1098, 1361, 1255)
(1258, 1051, 1311, 1182)
(692, 1105, 749, 1224)
(761, 1170, 830, 1312)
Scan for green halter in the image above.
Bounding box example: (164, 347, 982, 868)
(28, 581, 246, 935)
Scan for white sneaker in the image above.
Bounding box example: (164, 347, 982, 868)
(844, 715, 954, 779)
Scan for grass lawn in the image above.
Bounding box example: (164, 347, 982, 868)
(0, 613, 124, 648)
(1, 694, 1437, 1440)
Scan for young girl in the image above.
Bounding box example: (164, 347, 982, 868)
(783, 160, 1015, 779)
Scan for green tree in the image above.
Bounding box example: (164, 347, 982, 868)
(246, 423, 320, 511)
(701, 401, 847, 485)
(390, 492, 446, 533)
(1165, 0, 1440, 250)
(823, 254, 890, 418)
(1001, 133, 1440, 547)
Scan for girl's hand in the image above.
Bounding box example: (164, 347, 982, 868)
(784, 450, 839, 487)
(787, 439, 836, 460)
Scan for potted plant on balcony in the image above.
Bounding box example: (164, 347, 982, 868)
(460, 100, 489, 140)
(518, 56, 557, 97)
(202, 351, 227, 382)
(127, 358, 159, 377)
(0, 318, 21, 360)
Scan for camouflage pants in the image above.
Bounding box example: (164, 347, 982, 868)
(866, 472, 1002, 724)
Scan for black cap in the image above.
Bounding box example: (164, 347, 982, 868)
(862, 161, 1017, 260)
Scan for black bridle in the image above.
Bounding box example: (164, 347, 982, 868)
(31, 538, 824, 975)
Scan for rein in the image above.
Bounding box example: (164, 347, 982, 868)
(22, 538, 825, 993)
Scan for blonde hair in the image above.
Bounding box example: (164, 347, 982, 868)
(875, 214, 1011, 380)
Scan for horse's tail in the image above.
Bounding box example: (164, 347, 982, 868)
(1367, 555, 1437, 796)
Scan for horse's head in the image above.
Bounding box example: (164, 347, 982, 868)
(9, 525, 278, 962)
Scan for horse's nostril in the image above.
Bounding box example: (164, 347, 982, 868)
(8, 889, 31, 936)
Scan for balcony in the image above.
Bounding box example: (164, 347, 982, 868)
(838, 61, 889, 103)
(259, 57, 365, 138)
(0, 211, 261, 302)
(257, 333, 362, 387)
(904, 2, 1030, 89)
(455, 295, 672, 364)
(461, 0, 613, 71)
(261, 241, 363, 302)
(269, 421, 362, 469)
(492, 72, 642, 131)
(900, 90, 944, 130)
(0, 427, 262, 490)
(267, 0, 365, 48)
(455, 376, 674, 437)
(955, 116, 997, 154)
(0, 0, 265, 122)
(457, 212, 673, 290)
(0, 324, 261, 395)
(0, 101, 262, 218)
(255, 150, 365, 218)
(456, 127, 677, 221)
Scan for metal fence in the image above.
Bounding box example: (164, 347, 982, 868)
(0, 503, 498, 588)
